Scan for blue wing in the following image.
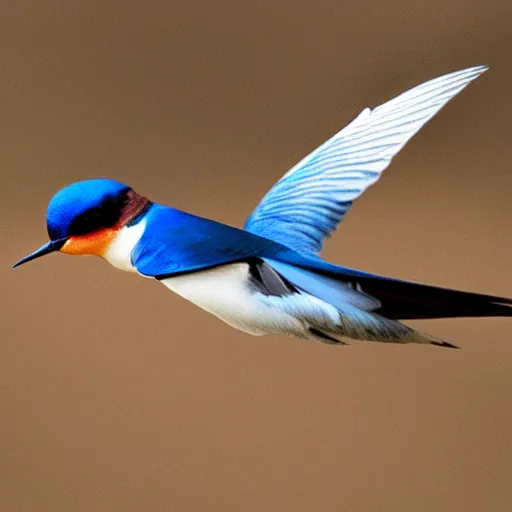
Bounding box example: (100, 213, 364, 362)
(244, 66, 487, 254)
(132, 204, 289, 277)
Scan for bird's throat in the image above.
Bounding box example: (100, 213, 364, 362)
(101, 218, 147, 272)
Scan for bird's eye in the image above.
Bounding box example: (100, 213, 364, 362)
(68, 191, 129, 236)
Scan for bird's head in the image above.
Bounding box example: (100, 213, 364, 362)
(13, 178, 150, 268)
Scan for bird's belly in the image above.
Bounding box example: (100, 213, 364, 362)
(160, 263, 318, 336)
(158, 263, 430, 347)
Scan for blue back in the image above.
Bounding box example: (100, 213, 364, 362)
(132, 204, 289, 277)
(131, 203, 384, 280)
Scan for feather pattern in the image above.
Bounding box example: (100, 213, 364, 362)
(244, 65, 488, 253)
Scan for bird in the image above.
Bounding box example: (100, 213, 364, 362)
(13, 65, 511, 348)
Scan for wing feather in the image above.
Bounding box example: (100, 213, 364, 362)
(244, 65, 487, 253)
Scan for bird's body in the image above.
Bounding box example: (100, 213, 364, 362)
(14, 65, 512, 347)
(101, 205, 446, 346)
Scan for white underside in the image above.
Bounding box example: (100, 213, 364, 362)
(161, 263, 341, 337)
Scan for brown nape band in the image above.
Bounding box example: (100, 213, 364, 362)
(119, 190, 152, 227)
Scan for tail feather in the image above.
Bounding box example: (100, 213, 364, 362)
(263, 257, 481, 347)
(355, 277, 512, 320)
(276, 255, 512, 320)
(429, 340, 460, 349)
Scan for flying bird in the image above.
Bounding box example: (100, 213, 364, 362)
(14, 65, 511, 348)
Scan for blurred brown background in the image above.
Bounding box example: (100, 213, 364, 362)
(1, 1, 511, 511)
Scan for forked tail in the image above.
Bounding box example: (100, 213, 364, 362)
(280, 256, 512, 320)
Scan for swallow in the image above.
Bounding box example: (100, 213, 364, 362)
(14, 65, 511, 347)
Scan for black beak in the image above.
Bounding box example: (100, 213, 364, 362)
(12, 238, 67, 268)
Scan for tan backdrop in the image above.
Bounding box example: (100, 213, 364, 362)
(2, 1, 511, 511)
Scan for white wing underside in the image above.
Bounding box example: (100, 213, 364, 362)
(244, 65, 488, 253)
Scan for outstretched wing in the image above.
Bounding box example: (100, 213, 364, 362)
(244, 65, 487, 254)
